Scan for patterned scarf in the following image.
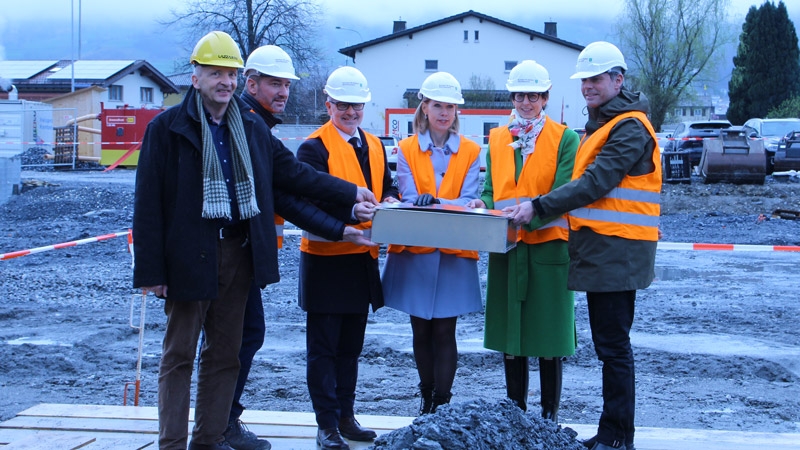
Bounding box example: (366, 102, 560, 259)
(197, 92, 260, 220)
(508, 108, 546, 162)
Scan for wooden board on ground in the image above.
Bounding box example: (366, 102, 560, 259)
(2, 404, 800, 450)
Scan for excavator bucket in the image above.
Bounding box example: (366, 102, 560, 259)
(699, 127, 766, 184)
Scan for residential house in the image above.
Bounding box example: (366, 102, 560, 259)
(338, 10, 586, 138)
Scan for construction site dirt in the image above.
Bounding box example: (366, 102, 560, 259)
(1, 169, 799, 439)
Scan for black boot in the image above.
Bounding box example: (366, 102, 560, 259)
(504, 354, 529, 411)
(418, 383, 434, 415)
(539, 357, 563, 422)
(430, 391, 451, 413)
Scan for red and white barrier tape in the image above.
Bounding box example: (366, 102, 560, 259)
(0, 136, 774, 147)
(4, 232, 798, 261)
(658, 242, 800, 252)
(1, 230, 130, 261)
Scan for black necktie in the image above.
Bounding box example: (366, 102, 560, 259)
(348, 137, 359, 150)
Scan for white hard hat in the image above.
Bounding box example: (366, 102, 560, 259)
(570, 41, 627, 79)
(418, 72, 465, 105)
(244, 45, 300, 80)
(324, 66, 371, 103)
(506, 60, 552, 92)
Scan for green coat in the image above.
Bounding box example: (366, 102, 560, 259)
(481, 123, 579, 357)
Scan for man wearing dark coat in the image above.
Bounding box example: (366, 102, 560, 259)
(296, 66, 399, 450)
(132, 32, 376, 450)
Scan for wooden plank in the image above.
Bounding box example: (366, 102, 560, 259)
(2, 433, 95, 449)
(0, 429, 155, 445)
(14, 405, 158, 422)
(0, 416, 158, 434)
(565, 423, 800, 450)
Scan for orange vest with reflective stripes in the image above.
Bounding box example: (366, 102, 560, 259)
(300, 121, 384, 258)
(570, 111, 661, 241)
(387, 134, 480, 260)
(489, 120, 569, 244)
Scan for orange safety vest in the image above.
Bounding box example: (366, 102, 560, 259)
(387, 134, 480, 260)
(300, 122, 384, 258)
(275, 215, 284, 249)
(488, 120, 569, 244)
(570, 111, 661, 241)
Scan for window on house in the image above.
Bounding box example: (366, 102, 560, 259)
(483, 123, 498, 144)
(674, 108, 682, 117)
(425, 60, 438, 71)
(463, 30, 468, 42)
(140, 87, 154, 104)
(109, 85, 123, 101)
(693, 108, 702, 116)
(505, 61, 517, 72)
(474, 30, 480, 42)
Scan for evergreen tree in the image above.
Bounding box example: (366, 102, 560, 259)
(728, 1, 800, 124)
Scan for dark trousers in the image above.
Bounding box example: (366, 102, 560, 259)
(158, 235, 252, 450)
(587, 290, 636, 448)
(306, 312, 368, 429)
(229, 283, 266, 422)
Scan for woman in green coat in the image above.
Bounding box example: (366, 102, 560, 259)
(467, 60, 579, 421)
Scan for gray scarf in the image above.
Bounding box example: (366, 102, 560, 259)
(197, 92, 260, 220)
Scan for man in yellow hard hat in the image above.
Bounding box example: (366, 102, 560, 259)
(133, 32, 377, 450)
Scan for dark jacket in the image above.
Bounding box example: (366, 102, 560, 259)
(535, 87, 658, 292)
(240, 91, 346, 241)
(132, 88, 357, 301)
(295, 128, 398, 314)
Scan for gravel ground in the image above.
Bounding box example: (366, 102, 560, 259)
(1, 168, 799, 447)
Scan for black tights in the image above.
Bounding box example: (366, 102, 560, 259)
(411, 316, 458, 395)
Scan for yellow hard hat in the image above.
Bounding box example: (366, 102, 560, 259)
(190, 31, 244, 69)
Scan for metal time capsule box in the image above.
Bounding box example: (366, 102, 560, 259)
(371, 203, 517, 253)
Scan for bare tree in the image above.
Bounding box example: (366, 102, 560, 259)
(165, 0, 323, 72)
(616, 0, 733, 131)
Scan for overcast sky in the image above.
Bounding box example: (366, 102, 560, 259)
(1, 0, 797, 78)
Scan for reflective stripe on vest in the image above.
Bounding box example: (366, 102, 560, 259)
(488, 121, 570, 244)
(275, 215, 284, 249)
(387, 134, 480, 260)
(300, 122, 384, 258)
(570, 111, 661, 241)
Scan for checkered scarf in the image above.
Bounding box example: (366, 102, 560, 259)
(197, 92, 260, 220)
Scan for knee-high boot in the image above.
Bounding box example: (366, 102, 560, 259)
(503, 354, 529, 411)
(539, 357, 563, 422)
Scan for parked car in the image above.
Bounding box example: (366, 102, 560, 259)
(662, 120, 732, 168)
(742, 118, 800, 174)
(379, 135, 400, 171)
(773, 130, 800, 172)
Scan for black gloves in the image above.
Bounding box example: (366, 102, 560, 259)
(414, 193, 440, 207)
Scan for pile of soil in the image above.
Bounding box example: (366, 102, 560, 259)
(1, 170, 799, 447)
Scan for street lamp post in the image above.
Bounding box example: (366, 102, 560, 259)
(335, 26, 363, 66)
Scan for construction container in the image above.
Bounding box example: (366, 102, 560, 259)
(99, 105, 163, 167)
(699, 126, 766, 184)
(661, 150, 692, 184)
(371, 203, 517, 253)
(0, 100, 54, 202)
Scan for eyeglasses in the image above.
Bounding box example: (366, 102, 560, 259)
(512, 92, 541, 103)
(330, 101, 365, 111)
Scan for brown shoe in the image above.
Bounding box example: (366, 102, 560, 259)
(338, 416, 377, 442)
(316, 427, 350, 449)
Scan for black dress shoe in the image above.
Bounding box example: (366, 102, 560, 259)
(316, 427, 350, 449)
(338, 416, 377, 441)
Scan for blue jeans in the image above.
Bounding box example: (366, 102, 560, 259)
(587, 290, 636, 448)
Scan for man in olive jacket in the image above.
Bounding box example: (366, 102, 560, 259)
(511, 42, 660, 450)
(132, 32, 375, 450)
